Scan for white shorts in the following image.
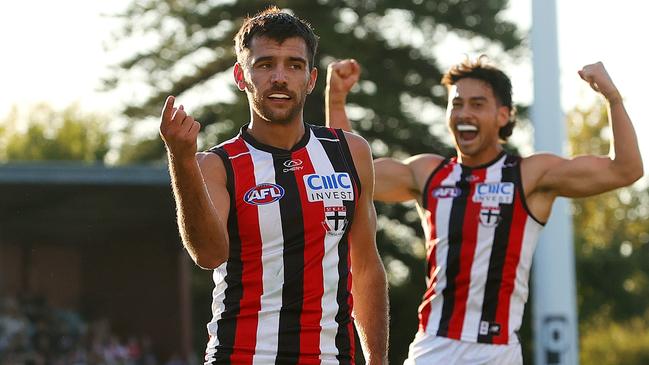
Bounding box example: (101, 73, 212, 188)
(404, 332, 523, 365)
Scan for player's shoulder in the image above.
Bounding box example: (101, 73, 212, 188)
(520, 152, 568, 191)
(196, 150, 222, 163)
(340, 130, 372, 155)
(196, 151, 227, 176)
(403, 153, 446, 187)
(521, 152, 565, 172)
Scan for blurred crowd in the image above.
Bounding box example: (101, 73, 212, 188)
(0, 296, 186, 365)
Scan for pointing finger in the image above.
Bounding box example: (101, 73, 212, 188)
(162, 95, 175, 122)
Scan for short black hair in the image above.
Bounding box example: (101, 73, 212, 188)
(442, 56, 517, 141)
(234, 7, 319, 69)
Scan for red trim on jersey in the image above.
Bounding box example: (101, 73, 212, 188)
(222, 138, 263, 363)
(446, 168, 487, 339)
(418, 162, 455, 332)
(492, 194, 527, 344)
(292, 148, 325, 361)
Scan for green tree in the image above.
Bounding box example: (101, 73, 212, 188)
(106, 1, 523, 362)
(567, 103, 649, 364)
(106, 0, 521, 159)
(0, 104, 109, 163)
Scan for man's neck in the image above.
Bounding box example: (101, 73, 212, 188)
(247, 118, 306, 151)
(456, 146, 504, 167)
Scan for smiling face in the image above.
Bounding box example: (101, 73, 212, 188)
(446, 77, 510, 164)
(234, 35, 317, 125)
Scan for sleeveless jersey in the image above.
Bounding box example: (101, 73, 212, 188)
(417, 152, 544, 345)
(204, 123, 360, 365)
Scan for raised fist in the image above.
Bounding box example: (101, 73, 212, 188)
(327, 59, 361, 97)
(578, 62, 621, 103)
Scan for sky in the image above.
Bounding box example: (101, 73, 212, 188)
(1, 0, 647, 184)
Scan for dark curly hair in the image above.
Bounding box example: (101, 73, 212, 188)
(234, 6, 319, 70)
(441, 56, 517, 142)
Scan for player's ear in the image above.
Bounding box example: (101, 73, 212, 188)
(233, 63, 246, 91)
(497, 105, 510, 127)
(306, 67, 318, 95)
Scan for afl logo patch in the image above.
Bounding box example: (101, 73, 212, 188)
(244, 183, 285, 205)
(432, 186, 462, 199)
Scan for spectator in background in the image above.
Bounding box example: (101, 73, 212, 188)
(0, 295, 170, 365)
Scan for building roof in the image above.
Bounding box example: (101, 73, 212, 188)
(0, 163, 178, 245)
(0, 162, 170, 185)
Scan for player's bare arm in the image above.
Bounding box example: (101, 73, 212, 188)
(345, 132, 389, 365)
(523, 62, 643, 221)
(374, 154, 444, 203)
(325, 59, 360, 131)
(159, 95, 230, 269)
(326, 59, 444, 203)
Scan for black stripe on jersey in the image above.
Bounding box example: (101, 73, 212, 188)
(207, 147, 241, 364)
(436, 164, 472, 337)
(274, 154, 305, 365)
(330, 127, 361, 196)
(477, 154, 518, 343)
(333, 231, 353, 365)
(514, 156, 546, 226)
(313, 126, 355, 363)
(421, 158, 451, 211)
(421, 159, 450, 290)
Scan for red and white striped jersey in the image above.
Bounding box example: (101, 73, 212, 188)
(417, 152, 544, 345)
(204, 123, 360, 365)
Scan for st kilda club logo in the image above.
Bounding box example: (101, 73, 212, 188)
(322, 206, 348, 236)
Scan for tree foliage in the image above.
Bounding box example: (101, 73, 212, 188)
(567, 103, 649, 363)
(106, 1, 523, 362)
(0, 104, 109, 163)
(106, 0, 522, 161)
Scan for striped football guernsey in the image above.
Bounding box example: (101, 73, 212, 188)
(417, 152, 544, 345)
(204, 123, 360, 365)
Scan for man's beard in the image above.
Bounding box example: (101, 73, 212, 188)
(250, 85, 307, 125)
